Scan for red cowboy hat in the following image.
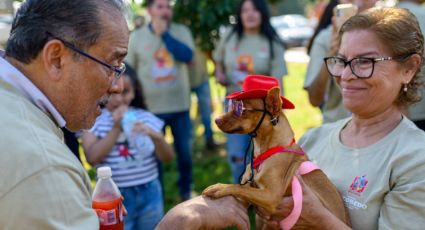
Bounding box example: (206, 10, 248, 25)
(226, 75, 295, 109)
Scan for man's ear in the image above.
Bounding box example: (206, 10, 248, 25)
(265, 87, 282, 118)
(42, 39, 68, 81)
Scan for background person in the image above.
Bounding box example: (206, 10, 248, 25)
(0, 0, 129, 228)
(82, 64, 173, 230)
(126, 0, 195, 201)
(213, 0, 287, 183)
(188, 47, 219, 149)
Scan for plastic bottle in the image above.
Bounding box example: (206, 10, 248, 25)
(92, 166, 124, 230)
(121, 110, 149, 159)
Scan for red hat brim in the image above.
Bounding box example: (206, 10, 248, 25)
(226, 90, 295, 109)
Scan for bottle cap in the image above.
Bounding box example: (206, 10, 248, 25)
(97, 166, 112, 178)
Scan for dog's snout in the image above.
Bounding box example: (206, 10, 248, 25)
(215, 117, 223, 126)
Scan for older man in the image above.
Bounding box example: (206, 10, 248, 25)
(0, 0, 129, 229)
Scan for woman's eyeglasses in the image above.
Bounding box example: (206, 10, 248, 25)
(323, 54, 413, 79)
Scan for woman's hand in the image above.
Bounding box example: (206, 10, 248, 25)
(256, 175, 329, 228)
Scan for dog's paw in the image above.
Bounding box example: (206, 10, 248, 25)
(202, 183, 228, 198)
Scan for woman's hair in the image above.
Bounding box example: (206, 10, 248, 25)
(340, 7, 424, 107)
(227, 0, 283, 59)
(307, 0, 339, 55)
(123, 63, 148, 110)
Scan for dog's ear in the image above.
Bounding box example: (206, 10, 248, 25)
(265, 87, 282, 118)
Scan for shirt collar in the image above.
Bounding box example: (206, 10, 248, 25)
(0, 51, 66, 127)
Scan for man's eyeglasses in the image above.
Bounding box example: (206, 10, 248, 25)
(227, 99, 264, 117)
(48, 34, 126, 85)
(323, 54, 412, 79)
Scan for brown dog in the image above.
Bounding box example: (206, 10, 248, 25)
(202, 76, 349, 229)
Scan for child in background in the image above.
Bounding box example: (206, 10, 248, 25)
(81, 64, 173, 230)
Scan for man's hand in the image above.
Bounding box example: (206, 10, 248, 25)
(156, 195, 249, 230)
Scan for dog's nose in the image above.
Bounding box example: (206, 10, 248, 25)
(215, 118, 223, 126)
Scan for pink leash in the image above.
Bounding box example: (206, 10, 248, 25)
(280, 161, 320, 230)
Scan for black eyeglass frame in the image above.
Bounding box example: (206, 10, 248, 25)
(47, 33, 126, 83)
(323, 54, 414, 79)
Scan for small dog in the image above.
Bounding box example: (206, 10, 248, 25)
(202, 75, 349, 229)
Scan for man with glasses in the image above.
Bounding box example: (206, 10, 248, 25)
(126, 0, 195, 201)
(304, 0, 378, 123)
(0, 0, 129, 229)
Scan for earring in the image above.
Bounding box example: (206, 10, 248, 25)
(404, 83, 408, 92)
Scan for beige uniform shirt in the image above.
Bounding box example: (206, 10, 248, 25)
(304, 26, 350, 123)
(0, 80, 97, 229)
(126, 23, 195, 114)
(213, 31, 287, 95)
(299, 117, 425, 230)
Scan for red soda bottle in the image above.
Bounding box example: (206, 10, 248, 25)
(92, 166, 124, 230)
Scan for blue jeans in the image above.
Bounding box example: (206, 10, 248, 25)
(226, 133, 251, 183)
(156, 111, 193, 200)
(191, 80, 213, 140)
(120, 179, 164, 230)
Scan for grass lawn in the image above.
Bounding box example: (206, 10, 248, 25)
(81, 60, 322, 227)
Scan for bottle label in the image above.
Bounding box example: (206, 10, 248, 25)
(93, 198, 124, 227)
(95, 209, 117, 226)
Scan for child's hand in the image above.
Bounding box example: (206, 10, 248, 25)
(112, 105, 128, 127)
(133, 122, 163, 140)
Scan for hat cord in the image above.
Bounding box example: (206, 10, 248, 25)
(239, 99, 272, 185)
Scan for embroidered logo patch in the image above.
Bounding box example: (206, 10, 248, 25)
(349, 175, 368, 194)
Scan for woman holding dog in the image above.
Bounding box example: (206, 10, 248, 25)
(156, 7, 425, 230)
(256, 7, 425, 230)
(213, 0, 287, 183)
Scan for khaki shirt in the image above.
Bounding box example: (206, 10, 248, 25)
(299, 117, 425, 230)
(126, 23, 195, 114)
(213, 31, 287, 95)
(0, 80, 97, 229)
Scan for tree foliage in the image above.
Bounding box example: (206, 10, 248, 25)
(173, 0, 238, 53)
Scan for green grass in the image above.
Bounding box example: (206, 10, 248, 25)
(82, 61, 322, 228)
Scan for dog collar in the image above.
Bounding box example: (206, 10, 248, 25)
(252, 139, 303, 169)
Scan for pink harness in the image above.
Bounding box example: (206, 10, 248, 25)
(252, 144, 320, 230)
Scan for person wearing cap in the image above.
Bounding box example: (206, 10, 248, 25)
(213, 0, 287, 183)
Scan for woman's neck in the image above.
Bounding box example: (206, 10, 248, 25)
(340, 106, 403, 148)
(244, 28, 260, 35)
